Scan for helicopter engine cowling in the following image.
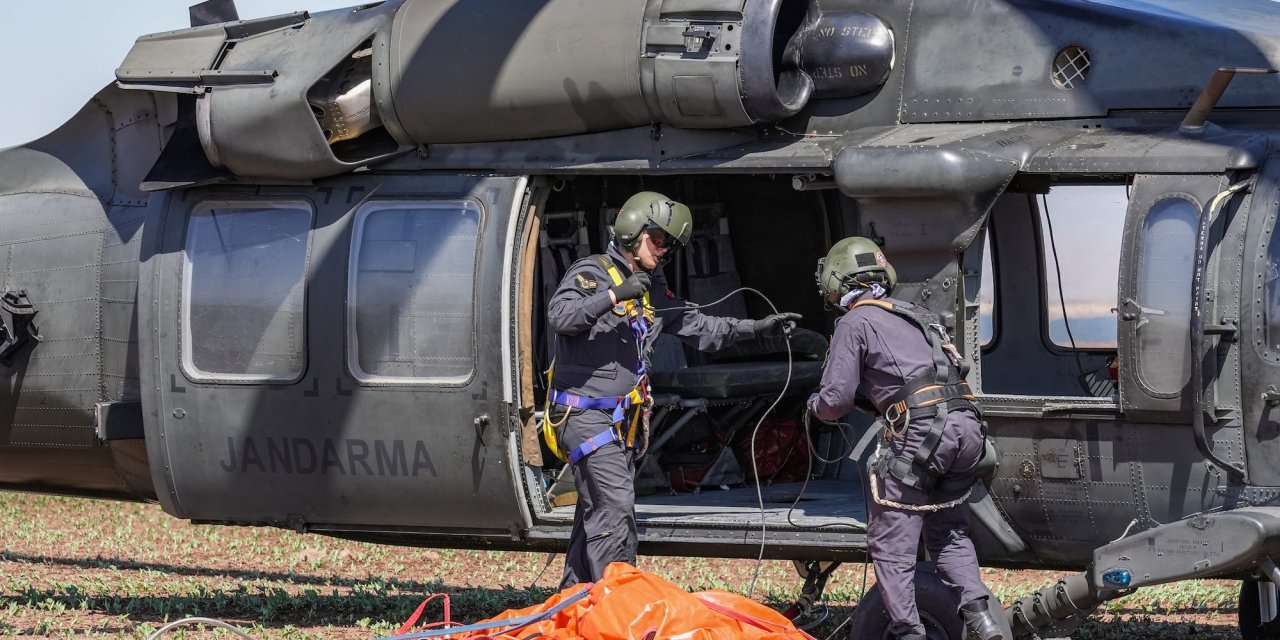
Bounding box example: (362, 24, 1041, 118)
(114, 0, 895, 181)
(383, 0, 815, 144)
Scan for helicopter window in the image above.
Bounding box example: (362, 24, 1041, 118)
(348, 200, 481, 385)
(1039, 185, 1127, 350)
(181, 202, 313, 382)
(1134, 197, 1198, 394)
(979, 233, 996, 346)
(1267, 215, 1280, 354)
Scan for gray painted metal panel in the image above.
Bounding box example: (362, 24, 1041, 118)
(200, 5, 404, 179)
(1240, 156, 1280, 486)
(0, 82, 160, 496)
(388, 0, 652, 143)
(903, 0, 1280, 124)
(116, 29, 228, 83)
(144, 175, 526, 534)
(986, 416, 1226, 568)
(1027, 128, 1266, 175)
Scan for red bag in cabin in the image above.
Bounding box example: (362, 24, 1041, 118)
(735, 417, 810, 484)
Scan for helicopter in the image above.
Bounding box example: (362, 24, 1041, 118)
(4, 0, 1280, 637)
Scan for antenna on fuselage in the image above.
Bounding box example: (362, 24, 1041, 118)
(1180, 67, 1278, 135)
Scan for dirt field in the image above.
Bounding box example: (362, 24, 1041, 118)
(0, 491, 1243, 639)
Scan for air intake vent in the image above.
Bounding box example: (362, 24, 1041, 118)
(1051, 45, 1090, 89)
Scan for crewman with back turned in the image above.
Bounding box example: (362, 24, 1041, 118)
(545, 190, 800, 588)
(808, 237, 1003, 640)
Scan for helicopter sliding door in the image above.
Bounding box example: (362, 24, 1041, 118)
(140, 175, 530, 537)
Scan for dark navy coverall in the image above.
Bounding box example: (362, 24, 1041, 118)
(547, 243, 757, 588)
(810, 297, 986, 638)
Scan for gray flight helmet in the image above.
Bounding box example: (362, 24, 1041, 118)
(613, 191, 693, 250)
(815, 236, 898, 308)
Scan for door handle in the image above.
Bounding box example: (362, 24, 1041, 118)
(474, 413, 491, 444)
(1263, 386, 1280, 407)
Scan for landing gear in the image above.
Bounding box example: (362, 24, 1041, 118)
(1239, 579, 1280, 640)
(786, 560, 840, 631)
(847, 564, 1013, 640)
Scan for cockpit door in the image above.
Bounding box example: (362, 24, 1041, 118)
(141, 175, 530, 536)
(1116, 174, 1236, 417)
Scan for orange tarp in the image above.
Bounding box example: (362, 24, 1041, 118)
(445, 563, 815, 640)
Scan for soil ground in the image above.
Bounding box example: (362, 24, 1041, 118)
(0, 492, 1244, 639)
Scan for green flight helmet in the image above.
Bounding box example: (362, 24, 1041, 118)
(815, 236, 898, 307)
(613, 191, 693, 251)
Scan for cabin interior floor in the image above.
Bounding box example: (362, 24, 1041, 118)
(545, 479, 868, 530)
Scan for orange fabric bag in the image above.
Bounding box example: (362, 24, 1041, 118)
(442, 563, 814, 640)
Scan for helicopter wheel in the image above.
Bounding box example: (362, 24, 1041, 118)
(1239, 579, 1280, 640)
(847, 564, 1012, 640)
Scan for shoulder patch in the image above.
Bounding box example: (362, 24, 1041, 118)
(575, 273, 598, 291)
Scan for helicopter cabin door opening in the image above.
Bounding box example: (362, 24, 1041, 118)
(518, 174, 877, 557)
(141, 174, 530, 538)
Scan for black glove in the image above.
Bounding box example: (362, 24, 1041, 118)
(756, 312, 802, 337)
(612, 272, 652, 302)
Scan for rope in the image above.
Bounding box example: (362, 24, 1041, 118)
(145, 617, 257, 640)
(867, 470, 972, 512)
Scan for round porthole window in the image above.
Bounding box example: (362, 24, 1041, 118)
(1052, 45, 1091, 89)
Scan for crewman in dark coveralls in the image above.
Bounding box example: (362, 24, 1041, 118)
(807, 237, 1003, 640)
(546, 191, 799, 588)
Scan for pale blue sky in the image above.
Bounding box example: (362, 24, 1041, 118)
(0, 0, 356, 150)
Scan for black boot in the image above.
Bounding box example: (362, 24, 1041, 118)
(960, 598, 1005, 640)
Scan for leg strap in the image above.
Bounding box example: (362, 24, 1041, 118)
(568, 428, 620, 465)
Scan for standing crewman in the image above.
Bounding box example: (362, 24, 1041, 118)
(545, 191, 799, 588)
(807, 237, 1003, 640)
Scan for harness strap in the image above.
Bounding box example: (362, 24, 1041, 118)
(851, 298, 986, 493)
(542, 254, 656, 463)
(882, 382, 979, 422)
(853, 297, 964, 383)
(541, 361, 570, 462)
(569, 428, 622, 465)
(563, 404, 646, 464)
(550, 388, 647, 424)
(911, 403, 949, 479)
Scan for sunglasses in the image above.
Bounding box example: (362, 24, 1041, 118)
(647, 229, 674, 250)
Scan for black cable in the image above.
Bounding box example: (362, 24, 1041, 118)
(1040, 194, 1088, 383)
(655, 285, 875, 604)
(786, 412, 862, 531)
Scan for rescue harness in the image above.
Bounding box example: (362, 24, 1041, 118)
(850, 299, 986, 496)
(542, 255, 654, 465)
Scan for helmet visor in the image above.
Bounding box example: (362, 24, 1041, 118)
(647, 228, 675, 250)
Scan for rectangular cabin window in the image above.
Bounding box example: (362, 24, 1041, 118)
(182, 202, 313, 382)
(1039, 185, 1128, 349)
(348, 200, 482, 384)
